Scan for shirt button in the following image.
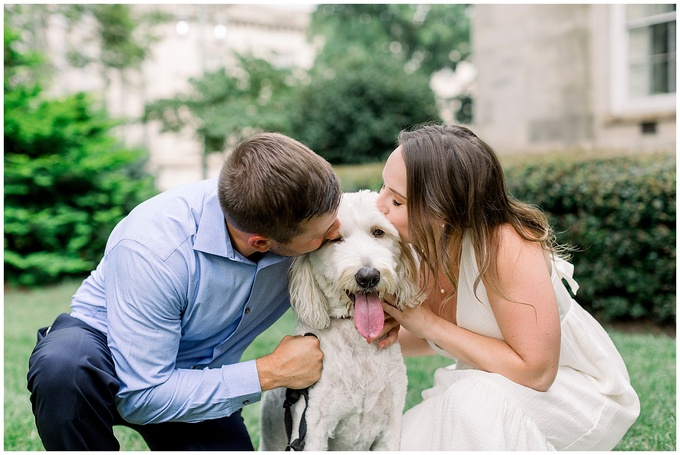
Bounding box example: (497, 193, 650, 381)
(244, 307, 251, 314)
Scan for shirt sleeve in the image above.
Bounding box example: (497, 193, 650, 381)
(105, 240, 262, 424)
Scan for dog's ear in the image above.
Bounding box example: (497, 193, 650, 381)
(395, 243, 426, 309)
(288, 254, 331, 329)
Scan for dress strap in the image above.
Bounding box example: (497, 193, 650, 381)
(552, 255, 580, 295)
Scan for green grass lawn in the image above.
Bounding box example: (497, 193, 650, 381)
(5, 280, 676, 450)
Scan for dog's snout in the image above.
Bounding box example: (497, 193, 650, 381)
(355, 267, 380, 289)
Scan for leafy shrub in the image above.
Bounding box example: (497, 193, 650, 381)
(505, 152, 676, 324)
(4, 91, 158, 287)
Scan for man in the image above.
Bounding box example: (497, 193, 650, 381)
(27, 133, 343, 450)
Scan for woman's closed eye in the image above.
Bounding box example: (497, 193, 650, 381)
(380, 183, 403, 207)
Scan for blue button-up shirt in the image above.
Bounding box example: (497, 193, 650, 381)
(70, 178, 292, 424)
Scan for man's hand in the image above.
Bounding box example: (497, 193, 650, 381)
(256, 335, 323, 391)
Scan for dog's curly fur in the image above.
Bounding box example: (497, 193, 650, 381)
(259, 190, 423, 451)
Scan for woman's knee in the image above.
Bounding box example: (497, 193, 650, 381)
(443, 373, 515, 418)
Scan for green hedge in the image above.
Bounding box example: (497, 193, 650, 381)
(504, 152, 676, 324)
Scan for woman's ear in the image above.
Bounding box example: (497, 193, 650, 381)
(288, 255, 331, 329)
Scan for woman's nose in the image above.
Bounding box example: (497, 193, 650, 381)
(375, 192, 388, 215)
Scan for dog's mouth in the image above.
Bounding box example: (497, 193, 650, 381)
(347, 290, 384, 340)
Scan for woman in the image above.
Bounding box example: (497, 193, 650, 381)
(377, 124, 639, 450)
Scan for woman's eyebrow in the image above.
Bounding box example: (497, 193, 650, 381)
(388, 186, 406, 200)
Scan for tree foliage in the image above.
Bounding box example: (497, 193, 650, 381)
(288, 5, 466, 163)
(4, 20, 157, 287)
(290, 54, 440, 164)
(309, 4, 472, 125)
(5, 4, 168, 77)
(142, 5, 469, 167)
(310, 4, 470, 75)
(144, 54, 297, 176)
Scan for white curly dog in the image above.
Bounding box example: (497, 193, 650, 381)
(259, 190, 423, 451)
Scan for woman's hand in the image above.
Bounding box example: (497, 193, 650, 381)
(381, 298, 438, 340)
(366, 309, 400, 350)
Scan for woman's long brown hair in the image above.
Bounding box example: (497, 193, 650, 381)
(399, 124, 565, 304)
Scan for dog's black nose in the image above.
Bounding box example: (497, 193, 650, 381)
(355, 267, 380, 289)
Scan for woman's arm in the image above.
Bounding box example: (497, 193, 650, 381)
(382, 226, 561, 391)
(397, 328, 435, 356)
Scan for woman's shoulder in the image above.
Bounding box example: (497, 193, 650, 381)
(494, 223, 546, 266)
(495, 223, 527, 248)
(464, 223, 526, 257)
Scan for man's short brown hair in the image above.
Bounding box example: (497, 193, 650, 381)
(218, 132, 342, 244)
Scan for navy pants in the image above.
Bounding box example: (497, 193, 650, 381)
(27, 313, 254, 451)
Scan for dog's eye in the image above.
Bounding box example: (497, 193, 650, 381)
(372, 229, 385, 238)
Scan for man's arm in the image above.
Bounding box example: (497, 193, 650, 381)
(106, 241, 264, 424)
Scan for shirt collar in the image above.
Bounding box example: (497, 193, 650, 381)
(193, 190, 288, 267)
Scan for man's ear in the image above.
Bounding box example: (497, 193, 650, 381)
(248, 235, 271, 252)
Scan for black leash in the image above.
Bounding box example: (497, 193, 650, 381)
(284, 387, 309, 451)
(283, 333, 317, 451)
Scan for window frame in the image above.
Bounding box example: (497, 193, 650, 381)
(609, 4, 676, 117)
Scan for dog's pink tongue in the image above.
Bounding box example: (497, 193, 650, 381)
(354, 292, 384, 340)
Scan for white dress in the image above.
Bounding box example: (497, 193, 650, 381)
(401, 235, 640, 451)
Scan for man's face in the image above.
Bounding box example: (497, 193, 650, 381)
(269, 211, 341, 257)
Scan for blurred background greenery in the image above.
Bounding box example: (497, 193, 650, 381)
(4, 3, 675, 451)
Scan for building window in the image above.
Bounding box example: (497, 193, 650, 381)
(610, 4, 676, 116)
(627, 4, 676, 97)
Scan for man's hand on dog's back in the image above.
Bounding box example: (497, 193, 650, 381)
(256, 335, 324, 391)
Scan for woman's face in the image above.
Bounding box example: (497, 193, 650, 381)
(377, 146, 410, 243)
